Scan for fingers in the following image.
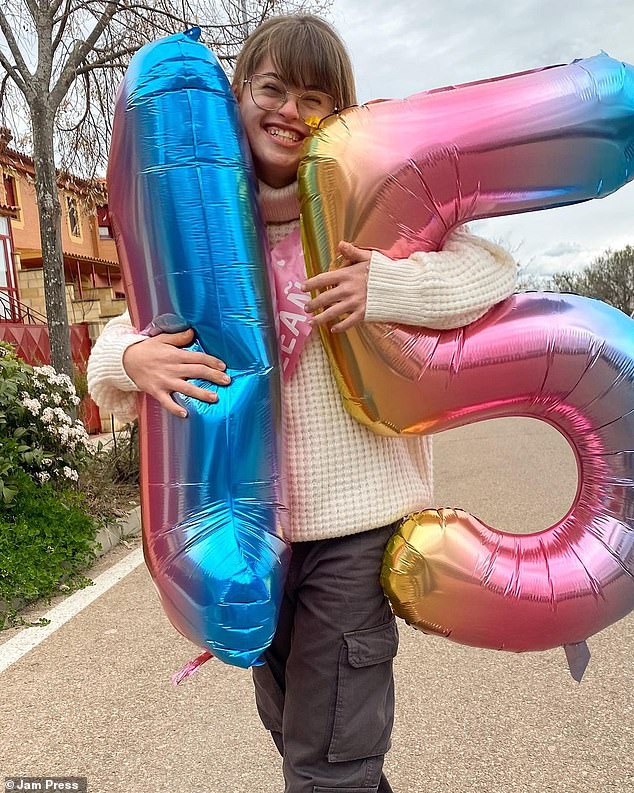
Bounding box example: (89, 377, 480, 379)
(152, 380, 222, 419)
(304, 258, 370, 295)
(305, 283, 347, 313)
(331, 310, 364, 333)
(336, 240, 371, 265)
(154, 391, 190, 419)
(304, 264, 368, 331)
(175, 364, 231, 386)
(178, 349, 228, 371)
(302, 270, 341, 292)
(159, 330, 228, 370)
(312, 304, 364, 329)
(158, 328, 195, 345)
(171, 380, 221, 404)
(309, 298, 355, 326)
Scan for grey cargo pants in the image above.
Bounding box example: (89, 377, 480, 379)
(252, 523, 398, 793)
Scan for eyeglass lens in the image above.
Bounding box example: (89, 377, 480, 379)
(250, 74, 335, 122)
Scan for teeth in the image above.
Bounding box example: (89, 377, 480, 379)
(268, 127, 301, 142)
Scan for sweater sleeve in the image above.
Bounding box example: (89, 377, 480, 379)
(364, 228, 517, 329)
(86, 309, 146, 422)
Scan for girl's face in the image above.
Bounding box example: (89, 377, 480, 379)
(239, 56, 311, 188)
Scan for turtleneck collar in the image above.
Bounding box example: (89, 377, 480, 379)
(258, 180, 301, 224)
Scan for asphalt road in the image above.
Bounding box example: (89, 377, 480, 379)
(1, 417, 632, 793)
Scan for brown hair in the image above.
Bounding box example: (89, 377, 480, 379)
(232, 15, 357, 110)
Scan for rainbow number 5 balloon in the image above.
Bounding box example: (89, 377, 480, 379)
(107, 30, 289, 670)
(299, 55, 634, 679)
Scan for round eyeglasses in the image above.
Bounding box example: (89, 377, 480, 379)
(244, 74, 338, 128)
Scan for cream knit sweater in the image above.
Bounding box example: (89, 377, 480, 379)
(88, 181, 517, 542)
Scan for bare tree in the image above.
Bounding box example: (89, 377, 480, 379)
(516, 261, 553, 292)
(0, 0, 325, 377)
(551, 246, 634, 316)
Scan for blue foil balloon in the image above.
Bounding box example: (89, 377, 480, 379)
(107, 29, 290, 670)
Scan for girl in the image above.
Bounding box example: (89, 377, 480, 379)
(88, 15, 517, 793)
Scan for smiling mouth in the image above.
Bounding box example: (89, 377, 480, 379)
(266, 126, 303, 144)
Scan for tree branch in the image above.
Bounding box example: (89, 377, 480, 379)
(0, 51, 29, 97)
(50, 0, 119, 108)
(51, 0, 73, 56)
(0, 8, 34, 87)
(75, 44, 140, 75)
(50, 0, 69, 16)
(57, 69, 90, 132)
(124, 1, 254, 32)
(24, 0, 41, 24)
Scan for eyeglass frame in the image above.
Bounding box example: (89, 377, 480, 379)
(243, 74, 340, 126)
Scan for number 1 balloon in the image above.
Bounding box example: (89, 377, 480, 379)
(299, 54, 634, 679)
(107, 29, 290, 672)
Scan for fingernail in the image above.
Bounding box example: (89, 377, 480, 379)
(221, 375, 231, 384)
(179, 410, 187, 418)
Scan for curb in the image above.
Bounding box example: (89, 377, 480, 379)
(95, 504, 142, 558)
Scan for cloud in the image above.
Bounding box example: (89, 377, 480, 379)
(543, 242, 584, 257)
(332, 0, 634, 101)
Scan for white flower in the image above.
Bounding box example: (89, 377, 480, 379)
(54, 425, 70, 444)
(42, 457, 53, 467)
(62, 466, 79, 482)
(51, 392, 62, 405)
(32, 366, 76, 396)
(71, 395, 81, 406)
(36, 471, 51, 483)
(21, 397, 41, 415)
(33, 365, 56, 381)
(41, 407, 55, 424)
(52, 373, 75, 394)
(71, 423, 89, 445)
(53, 407, 72, 425)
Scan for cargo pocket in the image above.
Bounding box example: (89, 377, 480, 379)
(327, 618, 399, 763)
(313, 788, 378, 793)
(252, 663, 284, 733)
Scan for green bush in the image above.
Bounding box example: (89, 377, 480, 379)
(0, 470, 98, 628)
(0, 343, 101, 627)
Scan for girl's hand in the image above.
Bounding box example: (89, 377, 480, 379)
(123, 328, 230, 418)
(302, 241, 371, 333)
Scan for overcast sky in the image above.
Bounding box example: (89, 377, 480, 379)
(329, 0, 634, 277)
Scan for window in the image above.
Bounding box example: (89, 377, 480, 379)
(66, 195, 81, 239)
(3, 173, 22, 225)
(3, 174, 16, 207)
(96, 205, 113, 239)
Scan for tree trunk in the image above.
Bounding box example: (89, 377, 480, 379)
(30, 104, 73, 379)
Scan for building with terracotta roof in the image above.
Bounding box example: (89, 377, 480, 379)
(0, 127, 125, 430)
(0, 127, 125, 328)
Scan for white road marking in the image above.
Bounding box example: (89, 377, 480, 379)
(0, 547, 144, 674)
